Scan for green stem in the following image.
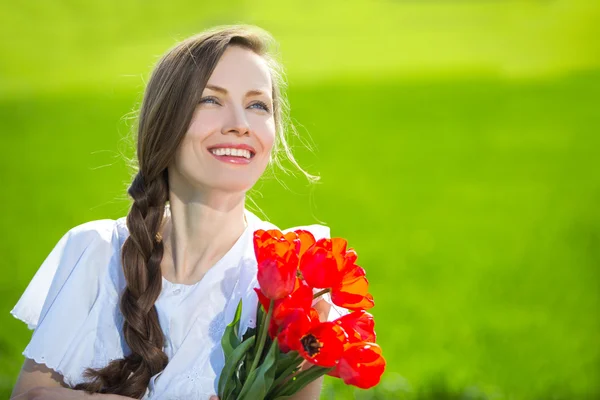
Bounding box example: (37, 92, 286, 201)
(269, 365, 334, 399)
(269, 354, 304, 394)
(312, 288, 331, 300)
(248, 299, 274, 377)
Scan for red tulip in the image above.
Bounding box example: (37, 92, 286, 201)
(328, 342, 385, 389)
(334, 310, 376, 343)
(276, 308, 321, 353)
(300, 240, 374, 310)
(254, 282, 324, 353)
(297, 322, 348, 367)
(331, 259, 374, 311)
(293, 229, 316, 259)
(254, 278, 314, 341)
(299, 238, 347, 289)
(279, 290, 311, 320)
(254, 229, 300, 256)
(254, 229, 300, 300)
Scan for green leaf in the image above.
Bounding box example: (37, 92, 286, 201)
(241, 326, 256, 342)
(239, 351, 249, 383)
(241, 326, 256, 380)
(260, 332, 274, 364)
(221, 300, 243, 361)
(225, 365, 243, 400)
(274, 351, 302, 378)
(254, 300, 265, 341)
(223, 376, 237, 400)
(246, 299, 274, 383)
(238, 366, 263, 400)
(243, 350, 253, 381)
(270, 366, 334, 399)
(244, 297, 264, 379)
(217, 335, 256, 399)
(270, 353, 304, 395)
(238, 337, 280, 400)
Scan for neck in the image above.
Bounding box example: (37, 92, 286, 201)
(159, 192, 248, 285)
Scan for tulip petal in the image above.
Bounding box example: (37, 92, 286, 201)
(334, 310, 376, 343)
(331, 290, 375, 311)
(331, 237, 348, 255)
(254, 229, 301, 300)
(298, 322, 347, 367)
(294, 229, 316, 258)
(331, 267, 374, 310)
(257, 255, 297, 300)
(334, 342, 386, 389)
(277, 309, 312, 353)
(299, 243, 342, 289)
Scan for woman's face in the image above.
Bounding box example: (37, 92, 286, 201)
(172, 45, 276, 195)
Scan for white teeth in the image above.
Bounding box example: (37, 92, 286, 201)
(210, 148, 253, 159)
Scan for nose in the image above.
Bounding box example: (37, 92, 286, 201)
(222, 105, 250, 136)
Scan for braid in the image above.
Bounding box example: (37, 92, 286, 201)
(74, 170, 169, 398)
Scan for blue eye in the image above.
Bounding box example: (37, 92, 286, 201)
(251, 101, 271, 112)
(200, 96, 219, 105)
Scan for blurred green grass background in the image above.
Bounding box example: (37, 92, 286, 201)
(1, 1, 599, 399)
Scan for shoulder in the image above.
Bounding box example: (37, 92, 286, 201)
(54, 217, 123, 290)
(69, 218, 116, 235)
(45, 218, 121, 278)
(38, 217, 120, 272)
(61, 218, 118, 248)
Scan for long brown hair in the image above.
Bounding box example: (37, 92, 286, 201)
(73, 24, 316, 398)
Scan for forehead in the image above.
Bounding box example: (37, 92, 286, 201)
(205, 46, 272, 95)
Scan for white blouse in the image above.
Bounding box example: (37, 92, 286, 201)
(10, 207, 348, 399)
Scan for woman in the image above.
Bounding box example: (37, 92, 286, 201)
(10, 25, 345, 399)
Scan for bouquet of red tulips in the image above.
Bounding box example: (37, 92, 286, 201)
(217, 228, 386, 400)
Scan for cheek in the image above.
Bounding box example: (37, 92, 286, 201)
(173, 139, 196, 175)
(260, 119, 276, 153)
(186, 110, 220, 138)
(264, 132, 275, 154)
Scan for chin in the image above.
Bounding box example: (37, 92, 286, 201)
(209, 180, 257, 193)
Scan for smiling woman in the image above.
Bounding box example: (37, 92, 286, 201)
(9, 24, 344, 400)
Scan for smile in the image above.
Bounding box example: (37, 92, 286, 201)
(207, 147, 254, 165)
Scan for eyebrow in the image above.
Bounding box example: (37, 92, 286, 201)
(205, 84, 268, 98)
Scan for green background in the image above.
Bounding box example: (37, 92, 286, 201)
(1, 1, 599, 399)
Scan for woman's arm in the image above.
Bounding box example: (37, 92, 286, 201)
(11, 358, 132, 399)
(11, 358, 66, 398)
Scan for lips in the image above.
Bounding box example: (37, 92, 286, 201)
(208, 151, 253, 165)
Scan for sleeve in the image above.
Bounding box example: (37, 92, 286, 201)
(10, 219, 119, 385)
(313, 290, 350, 322)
